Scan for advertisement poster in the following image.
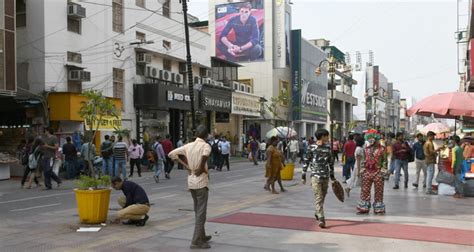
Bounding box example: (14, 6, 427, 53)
(215, 0, 264, 63)
(291, 29, 328, 122)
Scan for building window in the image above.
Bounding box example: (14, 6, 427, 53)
(136, 31, 146, 42)
(135, 0, 145, 8)
(162, 40, 171, 50)
(163, 58, 171, 71)
(16, 0, 26, 27)
(162, 0, 170, 18)
(67, 51, 82, 64)
(113, 68, 124, 101)
(112, 0, 123, 33)
(67, 18, 81, 34)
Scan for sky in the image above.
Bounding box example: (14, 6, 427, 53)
(187, 0, 468, 102)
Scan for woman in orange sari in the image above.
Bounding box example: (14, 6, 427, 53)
(265, 136, 284, 194)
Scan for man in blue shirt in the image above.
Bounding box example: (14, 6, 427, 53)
(218, 2, 263, 62)
(218, 136, 231, 171)
(111, 176, 150, 226)
(412, 133, 426, 188)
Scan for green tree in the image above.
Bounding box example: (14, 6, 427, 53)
(78, 90, 118, 178)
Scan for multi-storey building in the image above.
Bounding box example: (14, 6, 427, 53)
(16, 0, 212, 145)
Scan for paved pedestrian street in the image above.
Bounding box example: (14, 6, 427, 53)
(0, 161, 472, 251)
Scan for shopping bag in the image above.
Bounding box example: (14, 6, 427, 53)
(248, 152, 253, 161)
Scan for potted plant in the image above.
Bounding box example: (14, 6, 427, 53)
(75, 90, 118, 224)
(74, 175, 111, 224)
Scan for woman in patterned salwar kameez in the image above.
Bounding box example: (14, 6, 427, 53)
(357, 129, 388, 214)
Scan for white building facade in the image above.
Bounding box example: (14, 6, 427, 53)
(17, 0, 211, 144)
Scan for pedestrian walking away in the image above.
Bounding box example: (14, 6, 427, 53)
(151, 136, 166, 183)
(302, 129, 336, 228)
(100, 135, 114, 176)
(345, 135, 365, 198)
(211, 135, 222, 171)
(249, 137, 259, 165)
(113, 136, 128, 180)
(111, 177, 150, 226)
(392, 132, 411, 189)
(80, 137, 96, 177)
(412, 133, 427, 188)
(62, 136, 78, 180)
(342, 135, 356, 182)
(356, 129, 388, 214)
(168, 125, 213, 249)
(20, 137, 41, 188)
(161, 134, 175, 179)
(128, 139, 144, 177)
(218, 136, 231, 171)
(41, 128, 62, 190)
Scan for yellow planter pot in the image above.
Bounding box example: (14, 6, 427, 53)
(74, 188, 111, 224)
(280, 163, 295, 181)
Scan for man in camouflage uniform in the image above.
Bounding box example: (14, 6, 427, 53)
(302, 129, 335, 228)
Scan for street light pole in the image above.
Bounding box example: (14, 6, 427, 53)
(315, 56, 336, 150)
(180, 0, 196, 133)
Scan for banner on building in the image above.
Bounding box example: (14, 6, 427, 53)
(85, 115, 122, 131)
(291, 30, 328, 122)
(215, 0, 265, 63)
(273, 0, 290, 68)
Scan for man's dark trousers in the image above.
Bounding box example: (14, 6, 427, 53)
(42, 157, 61, 189)
(190, 187, 209, 246)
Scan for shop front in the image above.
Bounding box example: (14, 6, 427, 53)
(214, 91, 262, 155)
(199, 84, 232, 138)
(134, 83, 195, 145)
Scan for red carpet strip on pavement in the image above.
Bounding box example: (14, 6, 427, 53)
(209, 212, 474, 246)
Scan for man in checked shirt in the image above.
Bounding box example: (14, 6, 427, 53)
(301, 129, 336, 228)
(168, 125, 213, 249)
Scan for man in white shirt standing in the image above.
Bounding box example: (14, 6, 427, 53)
(259, 140, 267, 161)
(289, 137, 299, 164)
(168, 125, 212, 249)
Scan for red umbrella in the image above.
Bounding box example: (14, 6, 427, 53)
(407, 92, 474, 119)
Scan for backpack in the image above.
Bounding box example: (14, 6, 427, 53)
(212, 140, 221, 154)
(101, 141, 113, 158)
(28, 147, 41, 169)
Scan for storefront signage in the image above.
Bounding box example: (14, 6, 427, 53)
(232, 92, 261, 117)
(167, 90, 191, 102)
(291, 30, 327, 122)
(85, 115, 122, 131)
(201, 85, 232, 113)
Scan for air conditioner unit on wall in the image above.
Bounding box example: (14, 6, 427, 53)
(203, 69, 212, 78)
(67, 3, 86, 19)
(146, 67, 158, 78)
(136, 53, 152, 64)
(193, 75, 201, 84)
(68, 70, 90, 82)
(172, 73, 183, 84)
(202, 77, 212, 85)
(159, 70, 172, 81)
(354, 63, 362, 71)
(215, 81, 224, 87)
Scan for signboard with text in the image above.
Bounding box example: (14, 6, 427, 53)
(85, 115, 122, 131)
(291, 30, 328, 122)
(201, 85, 232, 113)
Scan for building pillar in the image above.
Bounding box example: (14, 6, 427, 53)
(300, 122, 306, 139)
